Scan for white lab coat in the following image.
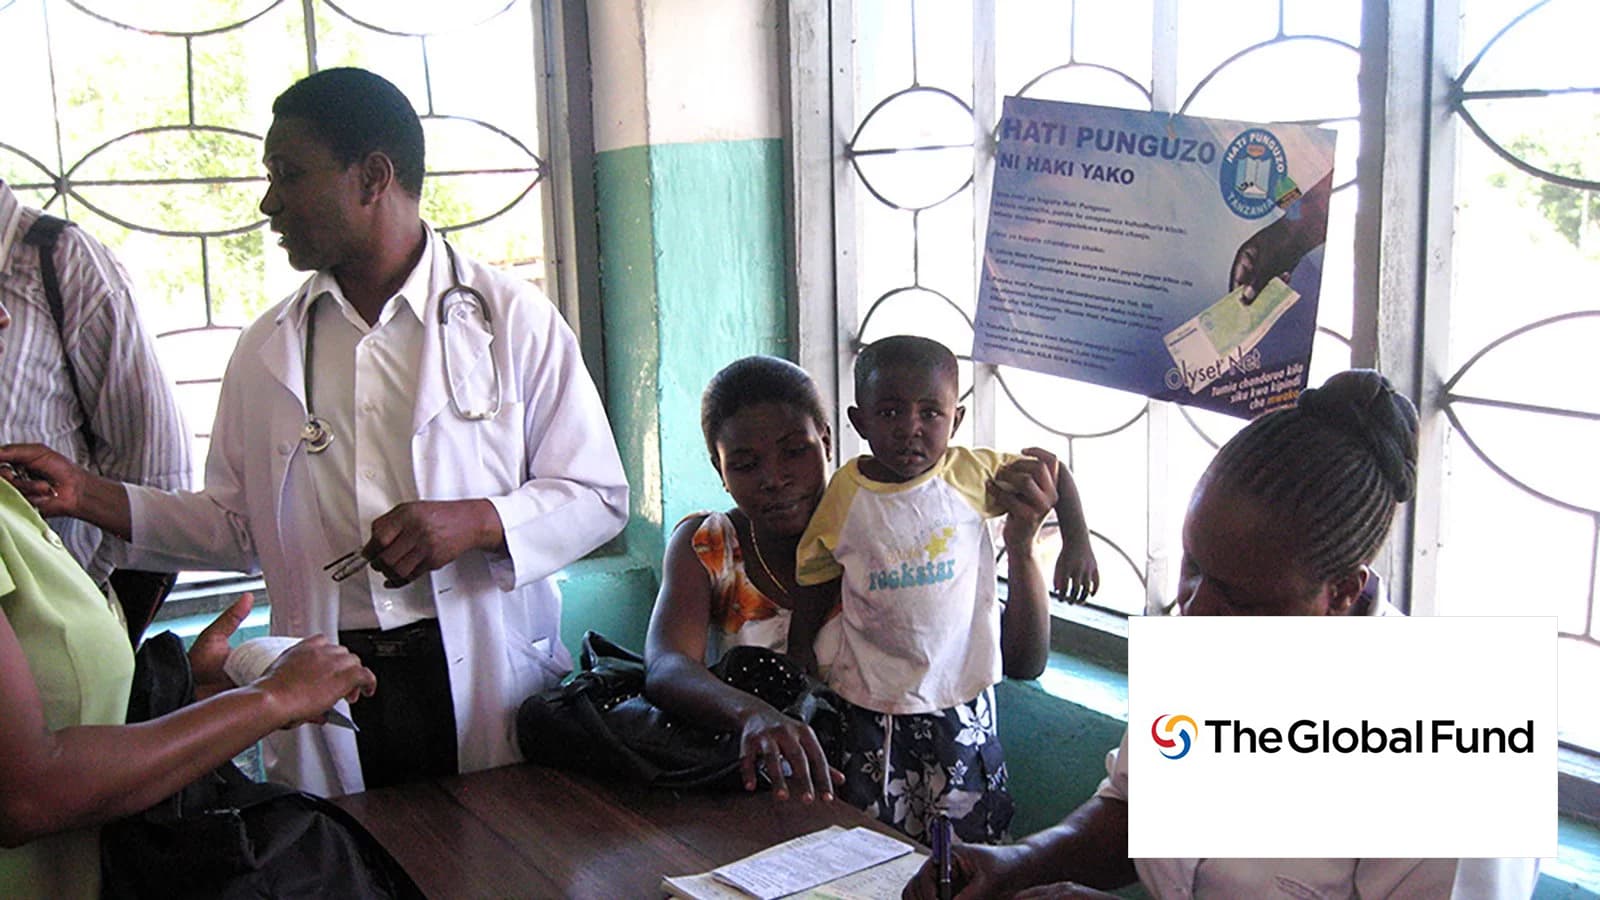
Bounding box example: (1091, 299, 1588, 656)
(123, 228, 629, 796)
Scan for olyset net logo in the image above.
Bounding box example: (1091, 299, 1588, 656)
(1150, 714, 1536, 758)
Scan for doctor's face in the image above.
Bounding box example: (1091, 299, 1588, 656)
(259, 116, 367, 272)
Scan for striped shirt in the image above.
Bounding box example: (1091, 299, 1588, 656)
(0, 182, 192, 588)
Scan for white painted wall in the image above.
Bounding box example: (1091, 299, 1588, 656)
(588, 0, 650, 152)
(589, 0, 782, 152)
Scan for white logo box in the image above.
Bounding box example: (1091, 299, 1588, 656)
(1127, 616, 1556, 858)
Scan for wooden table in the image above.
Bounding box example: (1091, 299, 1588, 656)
(334, 763, 917, 899)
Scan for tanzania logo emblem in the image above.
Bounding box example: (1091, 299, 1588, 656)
(1219, 128, 1288, 219)
(1152, 714, 1199, 760)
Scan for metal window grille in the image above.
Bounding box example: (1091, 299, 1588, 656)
(1430, 0, 1600, 756)
(819, 0, 1361, 619)
(0, 0, 588, 464)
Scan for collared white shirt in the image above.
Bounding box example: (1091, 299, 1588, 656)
(301, 239, 435, 631)
(0, 181, 191, 587)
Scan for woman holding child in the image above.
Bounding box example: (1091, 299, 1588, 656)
(647, 346, 1099, 848)
(645, 356, 842, 804)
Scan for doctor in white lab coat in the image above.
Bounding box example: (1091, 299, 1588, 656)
(0, 68, 629, 796)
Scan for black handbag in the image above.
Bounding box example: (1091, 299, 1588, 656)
(100, 631, 425, 900)
(515, 631, 842, 790)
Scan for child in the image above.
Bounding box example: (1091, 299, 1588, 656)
(795, 335, 1098, 844)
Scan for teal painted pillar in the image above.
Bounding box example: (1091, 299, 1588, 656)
(589, 0, 790, 573)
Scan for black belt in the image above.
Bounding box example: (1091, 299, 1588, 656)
(339, 617, 442, 659)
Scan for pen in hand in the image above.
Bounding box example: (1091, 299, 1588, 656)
(932, 811, 954, 900)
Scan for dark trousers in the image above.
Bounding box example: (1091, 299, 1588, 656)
(338, 617, 458, 790)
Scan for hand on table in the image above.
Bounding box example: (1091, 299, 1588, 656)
(737, 706, 843, 804)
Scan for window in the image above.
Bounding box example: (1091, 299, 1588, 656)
(799, 0, 1361, 621)
(792, 0, 1598, 794)
(0, 0, 596, 467)
(1426, 0, 1599, 759)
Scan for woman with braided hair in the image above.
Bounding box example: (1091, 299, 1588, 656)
(902, 370, 1538, 900)
(1171, 367, 1417, 619)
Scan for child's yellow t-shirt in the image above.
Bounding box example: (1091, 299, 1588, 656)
(795, 447, 1017, 714)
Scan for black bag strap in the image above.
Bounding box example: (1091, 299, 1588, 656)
(20, 215, 177, 645)
(20, 214, 99, 457)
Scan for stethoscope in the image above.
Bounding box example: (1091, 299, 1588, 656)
(300, 240, 502, 454)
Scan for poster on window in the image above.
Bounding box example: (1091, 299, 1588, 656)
(972, 97, 1337, 418)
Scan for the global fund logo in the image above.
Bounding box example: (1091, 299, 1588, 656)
(1128, 616, 1556, 858)
(1151, 714, 1198, 759)
(1153, 716, 1535, 758)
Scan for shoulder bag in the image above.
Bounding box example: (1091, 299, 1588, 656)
(515, 630, 842, 791)
(100, 631, 425, 900)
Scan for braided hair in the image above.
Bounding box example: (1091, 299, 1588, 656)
(1203, 370, 1419, 581)
(701, 356, 829, 463)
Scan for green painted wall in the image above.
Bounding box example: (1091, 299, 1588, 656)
(652, 139, 789, 534)
(595, 144, 664, 575)
(596, 136, 788, 576)
(585, 136, 788, 655)
(556, 556, 659, 655)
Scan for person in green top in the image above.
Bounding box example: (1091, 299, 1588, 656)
(0, 287, 378, 900)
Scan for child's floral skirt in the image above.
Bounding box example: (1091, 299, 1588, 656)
(833, 686, 1013, 844)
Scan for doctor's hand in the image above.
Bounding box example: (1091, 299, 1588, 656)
(362, 499, 507, 588)
(0, 443, 133, 539)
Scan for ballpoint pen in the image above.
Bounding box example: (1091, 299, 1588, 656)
(932, 811, 954, 900)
